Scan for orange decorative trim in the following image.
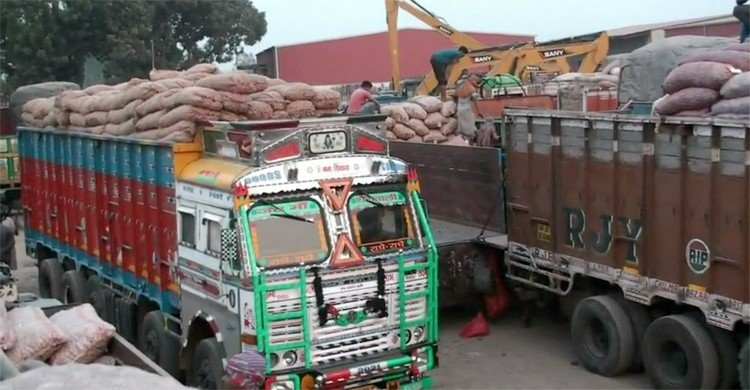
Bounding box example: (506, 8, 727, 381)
(329, 233, 364, 269)
(319, 178, 353, 211)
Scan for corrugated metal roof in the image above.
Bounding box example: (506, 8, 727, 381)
(608, 13, 733, 37)
(265, 28, 533, 86)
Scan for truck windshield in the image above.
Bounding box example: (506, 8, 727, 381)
(348, 189, 416, 254)
(246, 198, 329, 268)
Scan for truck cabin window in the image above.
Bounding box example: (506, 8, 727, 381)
(246, 199, 329, 268)
(349, 190, 415, 254)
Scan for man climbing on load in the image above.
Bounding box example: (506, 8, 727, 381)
(735, 0, 750, 42)
(430, 46, 469, 101)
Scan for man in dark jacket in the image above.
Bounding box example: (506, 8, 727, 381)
(0, 203, 16, 270)
(736, 0, 750, 42)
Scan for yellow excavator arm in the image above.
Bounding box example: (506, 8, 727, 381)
(386, 0, 486, 91)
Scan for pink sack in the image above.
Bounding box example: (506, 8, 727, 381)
(424, 112, 448, 129)
(0, 304, 15, 350)
(405, 118, 430, 136)
(196, 72, 269, 94)
(163, 86, 223, 111)
(381, 105, 409, 123)
(159, 105, 220, 128)
(411, 95, 443, 113)
(400, 102, 428, 120)
(249, 91, 286, 110)
(149, 69, 183, 81)
(48, 304, 116, 365)
(246, 101, 274, 120)
(6, 306, 65, 363)
(285, 100, 316, 117)
(311, 87, 342, 109)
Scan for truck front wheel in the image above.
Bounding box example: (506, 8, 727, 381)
(190, 338, 224, 389)
(643, 315, 719, 389)
(570, 295, 635, 377)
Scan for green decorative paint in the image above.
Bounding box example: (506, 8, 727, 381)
(348, 190, 406, 209)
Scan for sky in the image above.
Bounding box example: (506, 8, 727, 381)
(243, 0, 730, 55)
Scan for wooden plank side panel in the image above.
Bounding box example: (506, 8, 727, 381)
(389, 141, 504, 233)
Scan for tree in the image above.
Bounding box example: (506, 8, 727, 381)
(0, 0, 267, 88)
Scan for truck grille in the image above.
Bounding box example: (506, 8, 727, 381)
(264, 265, 428, 367)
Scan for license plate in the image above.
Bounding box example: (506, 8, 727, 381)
(309, 131, 347, 154)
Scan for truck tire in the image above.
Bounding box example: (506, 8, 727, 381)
(708, 326, 739, 389)
(190, 337, 225, 389)
(39, 258, 64, 299)
(61, 270, 87, 304)
(571, 295, 635, 377)
(643, 315, 719, 389)
(113, 296, 123, 334)
(85, 275, 103, 312)
(119, 299, 137, 343)
(739, 339, 749, 390)
(610, 294, 651, 372)
(139, 310, 180, 378)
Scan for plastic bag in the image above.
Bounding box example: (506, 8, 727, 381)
(48, 303, 116, 364)
(6, 306, 65, 363)
(0, 304, 15, 350)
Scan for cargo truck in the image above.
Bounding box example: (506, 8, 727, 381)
(391, 109, 749, 389)
(19, 115, 439, 389)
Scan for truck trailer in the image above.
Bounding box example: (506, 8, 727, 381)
(392, 109, 749, 389)
(19, 115, 439, 389)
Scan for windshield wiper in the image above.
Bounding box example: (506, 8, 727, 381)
(354, 191, 388, 208)
(256, 200, 313, 223)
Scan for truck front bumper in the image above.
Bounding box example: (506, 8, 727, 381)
(264, 345, 436, 390)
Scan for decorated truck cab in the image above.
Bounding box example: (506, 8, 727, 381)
(20, 115, 438, 389)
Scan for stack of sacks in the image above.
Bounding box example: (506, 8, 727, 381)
(20, 63, 344, 143)
(654, 46, 750, 117)
(381, 95, 461, 144)
(4, 304, 116, 367)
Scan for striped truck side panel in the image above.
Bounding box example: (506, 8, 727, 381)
(19, 128, 201, 314)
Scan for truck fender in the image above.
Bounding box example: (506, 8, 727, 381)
(180, 310, 228, 370)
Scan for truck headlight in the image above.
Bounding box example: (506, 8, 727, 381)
(270, 353, 279, 367)
(283, 350, 298, 366)
(270, 381, 294, 390)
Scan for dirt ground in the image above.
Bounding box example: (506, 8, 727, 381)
(12, 229, 650, 389)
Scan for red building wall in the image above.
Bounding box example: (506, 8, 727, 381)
(272, 29, 533, 85)
(665, 21, 741, 38)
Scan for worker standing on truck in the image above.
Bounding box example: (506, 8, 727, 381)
(454, 75, 483, 144)
(430, 46, 469, 100)
(735, 0, 750, 42)
(346, 81, 381, 114)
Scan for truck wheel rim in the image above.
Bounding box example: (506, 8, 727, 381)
(144, 332, 159, 361)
